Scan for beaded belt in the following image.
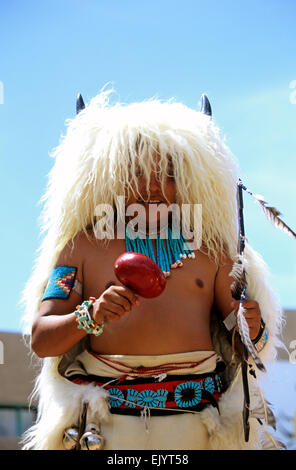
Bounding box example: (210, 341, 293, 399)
(69, 372, 225, 416)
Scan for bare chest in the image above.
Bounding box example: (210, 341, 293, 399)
(82, 238, 217, 354)
(82, 239, 217, 309)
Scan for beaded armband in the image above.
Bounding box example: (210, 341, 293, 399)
(252, 318, 269, 352)
(74, 297, 104, 337)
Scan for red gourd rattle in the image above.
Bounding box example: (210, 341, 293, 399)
(114, 252, 166, 298)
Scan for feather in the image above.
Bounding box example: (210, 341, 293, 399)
(239, 180, 296, 239)
(253, 194, 296, 239)
(237, 303, 266, 372)
(251, 403, 277, 430)
(261, 430, 286, 450)
(229, 260, 247, 300)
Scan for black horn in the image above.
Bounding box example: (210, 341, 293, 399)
(200, 94, 212, 117)
(76, 93, 85, 114)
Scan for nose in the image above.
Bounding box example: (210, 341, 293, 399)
(149, 170, 161, 190)
(137, 168, 163, 201)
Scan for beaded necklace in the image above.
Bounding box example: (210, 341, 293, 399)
(125, 226, 195, 277)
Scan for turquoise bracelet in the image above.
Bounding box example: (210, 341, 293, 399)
(252, 319, 268, 352)
(74, 297, 104, 336)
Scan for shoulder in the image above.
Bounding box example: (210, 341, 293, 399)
(40, 230, 98, 307)
(198, 244, 233, 272)
(56, 229, 101, 265)
(218, 251, 234, 269)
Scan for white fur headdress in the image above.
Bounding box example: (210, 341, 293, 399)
(21, 88, 287, 450)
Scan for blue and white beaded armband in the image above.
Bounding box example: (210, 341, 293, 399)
(42, 266, 81, 300)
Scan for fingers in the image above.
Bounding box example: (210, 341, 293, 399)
(231, 298, 261, 340)
(231, 299, 260, 311)
(98, 309, 122, 323)
(234, 323, 259, 337)
(92, 300, 124, 324)
(105, 280, 116, 289)
(231, 300, 261, 320)
(112, 285, 140, 307)
(104, 285, 140, 310)
(92, 284, 140, 325)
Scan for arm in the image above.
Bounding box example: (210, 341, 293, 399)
(31, 235, 140, 358)
(31, 237, 86, 357)
(214, 255, 261, 340)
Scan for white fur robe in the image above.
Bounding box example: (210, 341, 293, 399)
(21, 243, 285, 450)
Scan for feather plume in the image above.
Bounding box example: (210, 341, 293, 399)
(253, 194, 296, 239)
(229, 260, 247, 300)
(239, 180, 296, 239)
(251, 402, 277, 430)
(261, 432, 286, 450)
(237, 303, 266, 372)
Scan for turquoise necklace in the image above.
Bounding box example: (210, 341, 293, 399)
(125, 226, 195, 277)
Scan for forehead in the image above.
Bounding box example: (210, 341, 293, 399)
(130, 151, 172, 167)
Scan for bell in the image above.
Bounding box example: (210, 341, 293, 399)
(79, 424, 105, 450)
(62, 426, 79, 450)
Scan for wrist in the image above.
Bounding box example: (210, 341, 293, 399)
(74, 297, 104, 336)
(252, 318, 265, 343)
(252, 318, 269, 352)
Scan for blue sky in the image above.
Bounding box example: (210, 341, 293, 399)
(0, 0, 295, 332)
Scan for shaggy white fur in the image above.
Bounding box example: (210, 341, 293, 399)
(21, 242, 284, 450)
(20, 89, 285, 450)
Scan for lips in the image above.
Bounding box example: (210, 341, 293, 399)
(136, 197, 165, 204)
(144, 200, 162, 203)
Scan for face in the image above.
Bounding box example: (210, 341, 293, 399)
(125, 153, 177, 232)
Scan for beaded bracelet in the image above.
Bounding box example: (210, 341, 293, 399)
(74, 297, 104, 336)
(252, 318, 269, 352)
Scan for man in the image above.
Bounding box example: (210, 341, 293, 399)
(21, 90, 283, 450)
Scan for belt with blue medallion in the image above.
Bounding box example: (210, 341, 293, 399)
(69, 372, 225, 416)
